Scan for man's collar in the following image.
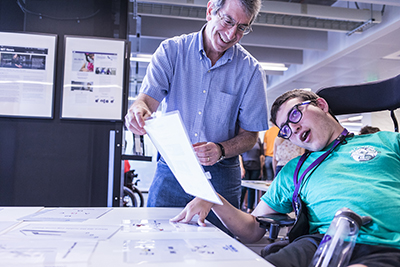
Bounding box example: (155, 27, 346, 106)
(198, 24, 207, 59)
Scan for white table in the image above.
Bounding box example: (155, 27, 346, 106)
(0, 206, 275, 267)
(241, 180, 271, 192)
(241, 180, 272, 206)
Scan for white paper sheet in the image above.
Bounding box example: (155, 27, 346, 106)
(144, 111, 222, 205)
(6, 224, 120, 241)
(124, 238, 256, 264)
(126, 219, 217, 233)
(0, 221, 19, 234)
(18, 208, 112, 222)
(0, 238, 97, 266)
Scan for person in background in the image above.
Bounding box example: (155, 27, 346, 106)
(359, 125, 380, 135)
(263, 125, 279, 180)
(125, 0, 269, 233)
(273, 136, 304, 176)
(172, 89, 400, 267)
(12, 54, 22, 68)
(239, 137, 264, 213)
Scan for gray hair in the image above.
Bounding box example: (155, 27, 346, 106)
(209, 0, 261, 24)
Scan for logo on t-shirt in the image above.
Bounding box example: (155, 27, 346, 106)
(350, 146, 378, 162)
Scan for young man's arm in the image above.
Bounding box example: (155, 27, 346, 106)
(171, 195, 280, 244)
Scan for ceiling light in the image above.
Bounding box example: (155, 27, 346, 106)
(383, 50, 400, 60)
(346, 19, 375, 36)
(341, 122, 363, 127)
(259, 62, 288, 71)
(130, 53, 152, 63)
(339, 115, 363, 122)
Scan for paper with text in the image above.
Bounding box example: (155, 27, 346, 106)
(124, 238, 256, 264)
(0, 238, 96, 266)
(144, 111, 222, 205)
(18, 208, 112, 222)
(6, 224, 120, 240)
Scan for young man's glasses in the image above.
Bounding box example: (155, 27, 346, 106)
(216, 11, 252, 35)
(278, 100, 314, 139)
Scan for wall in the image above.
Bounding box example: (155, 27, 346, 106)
(0, 0, 128, 206)
(371, 110, 400, 132)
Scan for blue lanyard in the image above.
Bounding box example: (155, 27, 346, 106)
(292, 129, 349, 213)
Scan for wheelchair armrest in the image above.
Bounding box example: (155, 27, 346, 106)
(256, 214, 296, 240)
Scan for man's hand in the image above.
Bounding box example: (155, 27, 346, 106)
(193, 142, 222, 166)
(170, 197, 214, 226)
(124, 94, 160, 135)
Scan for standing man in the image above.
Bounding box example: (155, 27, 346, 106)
(125, 0, 269, 231)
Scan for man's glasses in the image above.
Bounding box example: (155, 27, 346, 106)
(278, 100, 314, 139)
(216, 11, 252, 35)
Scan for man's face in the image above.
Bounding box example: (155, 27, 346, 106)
(275, 97, 333, 152)
(205, 0, 252, 54)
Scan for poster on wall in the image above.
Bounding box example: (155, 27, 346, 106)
(0, 32, 57, 118)
(61, 36, 126, 121)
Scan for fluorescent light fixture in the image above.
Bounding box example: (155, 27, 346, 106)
(383, 50, 400, 60)
(346, 19, 374, 36)
(347, 115, 363, 121)
(341, 122, 363, 127)
(339, 115, 363, 123)
(259, 62, 288, 71)
(130, 53, 152, 63)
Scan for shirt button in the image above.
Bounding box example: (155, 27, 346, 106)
(198, 111, 202, 115)
(208, 70, 210, 73)
(195, 133, 198, 137)
(203, 90, 206, 93)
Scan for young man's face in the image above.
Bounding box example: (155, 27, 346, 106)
(275, 97, 335, 152)
(204, 0, 252, 54)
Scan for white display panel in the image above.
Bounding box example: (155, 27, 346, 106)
(0, 31, 57, 118)
(61, 36, 126, 121)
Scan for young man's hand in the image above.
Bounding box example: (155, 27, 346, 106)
(170, 197, 214, 226)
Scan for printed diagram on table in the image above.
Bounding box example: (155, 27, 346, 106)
(124, 238, 256, 264)
(128, 219, 216, 232)
(4, 223, 120, 241)
(18, 208, 112, 222)
(0, 238, 97, 265)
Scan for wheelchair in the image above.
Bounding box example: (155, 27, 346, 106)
(256, 73, 400, 257)
(123, 169, 145, 207)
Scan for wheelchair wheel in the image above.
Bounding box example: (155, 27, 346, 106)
(131, 186, 145, 207)
(123, 186, 138, 207)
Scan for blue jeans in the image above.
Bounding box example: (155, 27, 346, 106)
(264, 156, 274, 181)
(147, 156, 241, 233)
(240, 168, 261, 210)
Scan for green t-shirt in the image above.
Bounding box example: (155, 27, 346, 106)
(261, 131, 400, 249)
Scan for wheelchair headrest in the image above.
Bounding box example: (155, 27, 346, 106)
(317, 74, 400, 116)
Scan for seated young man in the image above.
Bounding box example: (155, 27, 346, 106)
(171, 89, 400, 267)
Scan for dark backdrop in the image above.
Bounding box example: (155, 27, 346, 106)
(0, 0, 128, 206)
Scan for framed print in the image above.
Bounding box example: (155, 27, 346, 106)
(0, 31, 57, 118)
(61, 36, 126, 121)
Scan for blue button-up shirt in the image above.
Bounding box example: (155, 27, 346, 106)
(140, 25, 269, 144)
